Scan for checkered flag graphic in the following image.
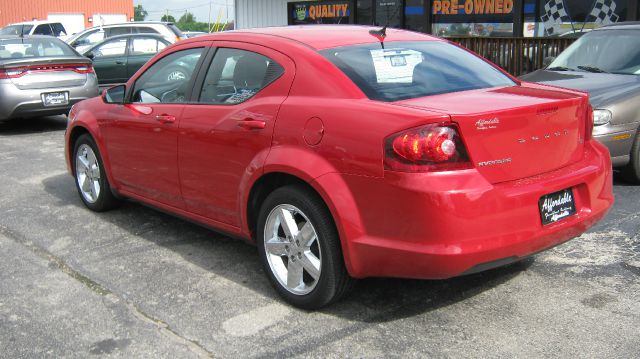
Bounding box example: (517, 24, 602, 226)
(540, 0, 571, 36)
(587, 0, 619, 25)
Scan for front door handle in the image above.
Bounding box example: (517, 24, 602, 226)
(237, 119, 266, 130)
(155, 114, 176, 124)
(115, 60, 125, 65)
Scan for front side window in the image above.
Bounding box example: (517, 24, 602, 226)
(76, 30, 105, 47)
(549, 29, 640, 75)
(92, 38, 127, 58)
(321, 41, 515, 102)
(198, 48, 284, 105)
(132, 47, 204, 104)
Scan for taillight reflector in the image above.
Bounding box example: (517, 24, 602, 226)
(385, 123, 473, 172)
(0, 63, 94, 79)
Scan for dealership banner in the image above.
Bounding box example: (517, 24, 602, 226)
(289, 1, 352, 25)
(431, 0, 515, 23)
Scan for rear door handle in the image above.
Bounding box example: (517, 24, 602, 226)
(237, 119, 266, 130)
(155, 114, 176, 124)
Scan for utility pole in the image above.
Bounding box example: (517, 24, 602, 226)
(208, 1, 212, 33)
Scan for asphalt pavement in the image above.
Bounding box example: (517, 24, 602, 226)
(0, 116, 638, 358)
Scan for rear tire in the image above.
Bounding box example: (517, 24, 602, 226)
(257, 185, 353, 309)
(73, 134, 121, 211)
(621, 132, 640, 185)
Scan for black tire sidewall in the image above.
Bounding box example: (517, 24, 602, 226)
(73, 134, 117, 211)
(256, 185, 345, 309)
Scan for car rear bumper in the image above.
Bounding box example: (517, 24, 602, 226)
(322, 140, 613, 279)
(0, 77, 99, 120)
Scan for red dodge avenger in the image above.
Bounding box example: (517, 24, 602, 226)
(65, 26, 613, 309)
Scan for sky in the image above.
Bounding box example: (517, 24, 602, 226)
(135, 0, 235, 24)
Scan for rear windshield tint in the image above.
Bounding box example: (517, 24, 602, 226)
(0, 38, 77, 59)
(0, 25, 33, 36)
(168, 24, 184, 38)
(321, 41, 515, 102)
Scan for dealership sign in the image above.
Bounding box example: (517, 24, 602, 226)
(290, 1, 351, 25)
(432, 0, 514, 15)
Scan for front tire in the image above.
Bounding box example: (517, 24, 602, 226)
(257, 185, 353, 309)
(621, 132, 640, 184)
(73, 134, 120, 211)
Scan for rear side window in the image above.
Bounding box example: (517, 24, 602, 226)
(321, 41, 515, 102)
(136, 27, 159, 34)
(92, 38, 127, 58)
(107, 27, 132, 36)
(0, 25, 33, 36)
(0, 38, 76, 58)
(130, 38, 166, 55)
(198, 48, 284, 105)
(34, 24, 53, 35)
(51, 23, 66, 36)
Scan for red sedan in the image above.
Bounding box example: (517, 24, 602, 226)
(65, 26, 613, 309)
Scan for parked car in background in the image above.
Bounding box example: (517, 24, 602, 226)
(66, 22, 184, 53)
(83, 34, 170, 88)
(64, 26, 613, 309)
(0, 21, 68, 38)
(0, 35, 98, 122)
(521, 22, 640, 183)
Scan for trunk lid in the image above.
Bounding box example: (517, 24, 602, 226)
(395, 85, 589, 183)
(0, 57, 91, 90)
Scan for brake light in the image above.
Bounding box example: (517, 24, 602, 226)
(384, 123, 473, 172)
(0, 63, 94, 79)
(585, 103, 594, 140)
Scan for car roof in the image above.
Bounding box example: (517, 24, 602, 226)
(8, 21, 59, 26)
(598, 21, 640, 30)
(182, 25, 439, 50)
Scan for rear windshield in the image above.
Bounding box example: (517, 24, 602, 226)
(168, 24, 184, 38)
(0, 25, 33, 36)
(321, 41, 515, 102)
(0, 38, 77, 59)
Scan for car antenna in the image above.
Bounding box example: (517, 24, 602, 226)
(368, 4, 401, 49)
(369, 27, 387, 49)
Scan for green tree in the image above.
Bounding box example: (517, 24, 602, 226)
(161, 14, 176, 22)
(134, 5, 147, 21)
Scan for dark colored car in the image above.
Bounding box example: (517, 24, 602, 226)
(521, 22, 640, 183)
(65, 26, 612, 309)
(83, 34, 170, 87)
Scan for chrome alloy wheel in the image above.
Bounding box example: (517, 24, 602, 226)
(75, 144, 101, 204)
(263, 204, 322, 295)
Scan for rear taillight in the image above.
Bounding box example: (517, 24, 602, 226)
(384, 123, 473, 172)
(585, 104, 594, 140)
(0, 63, 93, 79)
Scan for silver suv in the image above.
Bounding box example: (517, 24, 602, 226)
(66, 22, 184, 53)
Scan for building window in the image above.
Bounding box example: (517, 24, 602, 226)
(430, 0, 516, 37)
(405, 0, 426, 32)
(375, 0, 403, 28)
(356, 0, 374, 25)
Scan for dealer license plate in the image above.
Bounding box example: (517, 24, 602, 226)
(538, 188, 576, 225)
(41, 92, 69, 107)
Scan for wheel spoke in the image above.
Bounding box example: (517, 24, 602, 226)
(90, 164, 100, 179)
(90, 180, 100, 200)
(298, 221, 316, 248)
(286, 260, 304, 289)
(265, 237, 288, 256)
(80, 174, 91, 192)
(77, 155, 90, 173)
(278, 208, 299, 239)
(301, 251, 321, 280)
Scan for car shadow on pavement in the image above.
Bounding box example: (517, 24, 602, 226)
(42, 173, 533, 322)
(0, 116, 67, 135)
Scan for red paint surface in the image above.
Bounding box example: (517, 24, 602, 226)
(65, 26, 614, 280)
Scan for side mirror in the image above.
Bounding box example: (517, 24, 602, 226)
(85, 51, 94, 59)
(102, 85, 126, 104)
(543, 56, 556, 67)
